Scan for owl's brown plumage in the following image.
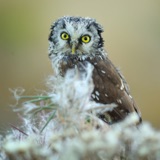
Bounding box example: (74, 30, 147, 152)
(48, 16, 142, 124)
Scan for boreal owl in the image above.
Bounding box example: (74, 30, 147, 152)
(48, 16, 142, 124)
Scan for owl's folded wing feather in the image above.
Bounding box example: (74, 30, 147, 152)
(58, 55, 142, 124)
(88, 56, 142, 123)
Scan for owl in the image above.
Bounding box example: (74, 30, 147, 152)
(48, 16, 142, 124)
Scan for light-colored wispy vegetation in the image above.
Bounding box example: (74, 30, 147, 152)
(1, 64, 160, 160)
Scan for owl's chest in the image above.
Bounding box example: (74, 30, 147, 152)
(57, 55, 137, 124)
(58, 56, 90, 76)
(58, 56, 122, 102)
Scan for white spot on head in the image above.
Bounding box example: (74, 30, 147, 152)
(91, 57, 93, 60)
(82, 56, 85, 60)
(95, 91, 100, 96)
(94, 62, 97, 65)
(98, 55, 103, 60)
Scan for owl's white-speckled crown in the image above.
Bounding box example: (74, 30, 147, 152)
(48, 16, 104, 56)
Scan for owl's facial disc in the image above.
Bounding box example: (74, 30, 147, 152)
(49, 16, 104, 58)
(60, 31, 92, 55)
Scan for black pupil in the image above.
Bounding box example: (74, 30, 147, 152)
(64, 34, 67, 38)
(84, 37, 88, 41)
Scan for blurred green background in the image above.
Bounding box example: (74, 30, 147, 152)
(0, 0, 160, 133)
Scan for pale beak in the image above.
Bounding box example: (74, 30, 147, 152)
(71, 42, 76, 54)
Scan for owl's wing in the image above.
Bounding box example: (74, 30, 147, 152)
(87, 56, 142, 124)
(58, 55, 141, 124)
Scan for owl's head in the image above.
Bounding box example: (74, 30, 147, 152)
(48, 16, 104, 59)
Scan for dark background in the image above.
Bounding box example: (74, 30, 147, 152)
(0, 0, 160, 134)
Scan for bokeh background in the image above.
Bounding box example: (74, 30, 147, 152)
(0, 0, 160, 134)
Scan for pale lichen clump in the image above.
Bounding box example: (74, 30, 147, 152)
(1, 64, 160, 160)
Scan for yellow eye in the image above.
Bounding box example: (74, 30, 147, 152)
(61, 32, 69, 40)
(81, 35, 91, 43)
